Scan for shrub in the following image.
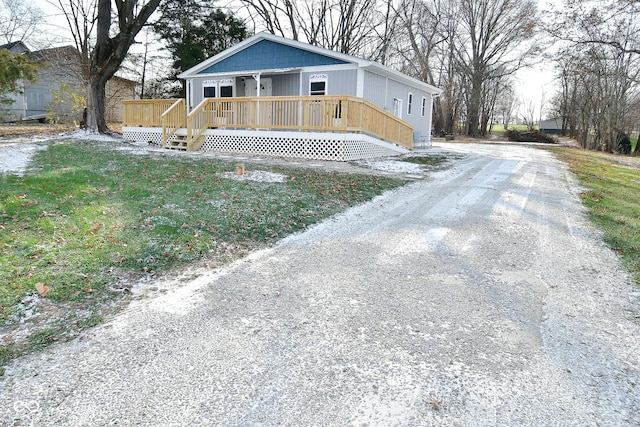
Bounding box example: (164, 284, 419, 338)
(505, 129, 558, 144)
(616, 132, 632, 154)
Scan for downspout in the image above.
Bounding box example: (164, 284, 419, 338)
(21, 80, 27, 120)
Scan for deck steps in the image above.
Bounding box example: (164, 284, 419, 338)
(165, 134, 188, 150)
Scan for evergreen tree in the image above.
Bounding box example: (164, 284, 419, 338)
(154, 0, 249, 95)
(0, 49, 37, 105)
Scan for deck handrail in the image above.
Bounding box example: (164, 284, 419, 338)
(186, 98, 211, 150)
(185, 96, 414, 149)
(161, 99, 186, 147)
(123, 99, 180, 127)
(125, 96, 415, 149)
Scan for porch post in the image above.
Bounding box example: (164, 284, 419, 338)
(252, 73, 261, 97)
(253, 73, 261, 126)
(186, 79, 192, 114)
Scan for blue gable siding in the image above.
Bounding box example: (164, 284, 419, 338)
(198, 40, 349, 74)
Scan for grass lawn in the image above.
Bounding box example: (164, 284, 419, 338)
(546, 147, 640, 286)
(1, 139, 411, 365)
(489, 124, 535, 136)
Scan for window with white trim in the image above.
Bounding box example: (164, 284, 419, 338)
(204, 86, 216, 98)
(309, 74, 328, 96)
(220, 85, 233, 97)
(421, 96, 427, 117)
(407, 92, 413, 115)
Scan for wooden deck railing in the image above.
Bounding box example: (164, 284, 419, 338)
(124, 96, 414, 149)
(123, 99, 180, 127)
(161, 99, 186, 147)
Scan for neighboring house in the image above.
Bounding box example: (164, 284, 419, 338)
(540, 118, 563, 135)
(0, 42, 136, 123)
(1, 40, 29, 54)
(122, 32, 442, 161)
(105, 76, 138, 123)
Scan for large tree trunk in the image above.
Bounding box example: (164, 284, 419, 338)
(83, 0, 161, 133)
(466, 75, 483, 136)
(86, 73, 108, 132)
(432, 97, 444, 135)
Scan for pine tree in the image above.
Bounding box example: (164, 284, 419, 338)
(153, 0, 249, 96)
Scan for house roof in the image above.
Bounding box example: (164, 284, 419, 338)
(27, 45, 81, 62)
(178, 33, 441, 95)
(0, 40, 30, 54)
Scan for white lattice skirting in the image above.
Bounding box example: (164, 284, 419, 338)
(122, 127, 410, 161)
(122, 127, 165, 146)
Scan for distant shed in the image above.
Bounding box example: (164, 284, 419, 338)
(540, 118, 563, 135)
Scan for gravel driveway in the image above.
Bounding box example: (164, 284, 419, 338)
(2, 142, 639, 426)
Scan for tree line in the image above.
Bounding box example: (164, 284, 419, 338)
(233, 0, 538, 138)
(547, 0, 639, 153)
(0, 0, 638, 154)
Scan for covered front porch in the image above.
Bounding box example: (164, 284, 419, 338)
(122, 96, 417, 161)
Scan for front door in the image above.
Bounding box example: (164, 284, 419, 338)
(245, 78, 273, 126)
(244, 78, 273, 97)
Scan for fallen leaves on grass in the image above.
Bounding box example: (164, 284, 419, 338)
(35, 282, 50, 297)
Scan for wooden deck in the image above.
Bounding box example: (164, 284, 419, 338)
(123, 96, 414, 151)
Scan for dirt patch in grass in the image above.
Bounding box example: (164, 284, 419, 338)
(0, 122, 123, 140)
(400, 153, 465, 167)
(0, 123, 74, 139)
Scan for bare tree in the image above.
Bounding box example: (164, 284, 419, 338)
(86, 0, 161, 132)
(549, 0, 640, 56)
(480, 74, 505, 134)
(54, 0, 96, 66)
(455, 0, 537, 136)
(395, 0, 446, 83)
(51, 0, 160, 132)
(391, 0, 461, 133)
(521, 98, 537, 131)
(238, 0, 299, 40)
(238, 0, 384, 57)
(549, 1, 640, 152)
(0, 0, 41, 44)
(495, 82, 518, 130)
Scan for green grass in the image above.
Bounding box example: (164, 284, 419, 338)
(547, 147, 640, 285)
(489, 124, 535, 136)
(0, 139, 407, 364)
